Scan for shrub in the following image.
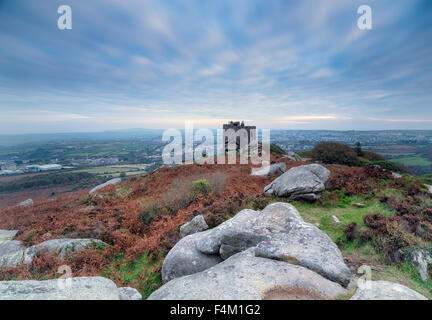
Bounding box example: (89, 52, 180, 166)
(311, 142, 359, 166)
(192, 179, 211, 196)
(363, 213, 388, 235)
(326, 167, 373, 196)
(139, 203, 162, 226)
(380, 221, 417, 263)
(363, 151, 386, 161)
(344, 222, 360, 241)
(361, 213, 417, 263)
(298, 150, 313, 158)
(372, 160, 411, 174)
(357, 157, 371, 167)
(244, 194, 271, 210)
(364, 164, 392, 179)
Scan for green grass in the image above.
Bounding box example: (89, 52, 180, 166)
(420, 174, 432, 185)
(292, 197, 393, 244)
(73, 165, 149, 178)
(103, 251, 165, 299)
(380, 152, 416, 157)
(291, 194, 432, 299)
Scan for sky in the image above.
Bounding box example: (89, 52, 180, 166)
(0, 0, 431, 134)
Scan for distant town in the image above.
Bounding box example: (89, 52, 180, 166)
(1, 129, 432, 178)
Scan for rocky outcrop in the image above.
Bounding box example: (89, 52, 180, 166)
(332, 215, 340, 223)
(160, 202, 351, 287)
(283, 151, 302, 162)
(162, 232, 222, 282)
(0, 236, 106, 267)
(250, 162, 286, 179)
(350, 281, 427, 300)
(0, 277, 139, 300)
(408, 249, 432, 282)
(264, 164, 330, 201)
(23, 238, 106, 262)
(180, 215, 209, 238)
(0, 229, 19, 241)
(392, 172, 402, 179)
(0, 230, 23, 267)
(89, 178, 121, 194)
(150, 249, 345, 300)
(18, 199, 34, 207)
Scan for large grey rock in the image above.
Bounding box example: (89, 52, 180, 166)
(408, 249, 432, 282)
(0, 240, 24, 257)
(0, 238, 106, 267)
(264, 164, 330, 201)
(0, 249, 26, 268)
(195, 204, 299, 255)
(250, 162, 286, 179)
(0, 230, 19, 241)
(149, 249, 346, 300)
(426, 184, 432, 193)
(0, 277, 122, 300)
(350, 281, 427, 300)
(18, 199, 34, 207)
(161, 232, 222, 283)
(219, 231, 268, 260)
(195, 209, 260, 254)
(89, 178, 121, 194)
(0, 229, 24, 267)
(118, 287, 142, 300)
(254, 219, 351, 287)
(165, 202, 350, 287)
(180, 215, 209, 238)
(22, 238, 106, 263)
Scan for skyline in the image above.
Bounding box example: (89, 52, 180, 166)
(0, 0, 432, 133)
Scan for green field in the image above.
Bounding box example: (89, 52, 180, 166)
(75, 164, 149, 178)
(391, 156, 431, 166)
(364, 145, 432, 174)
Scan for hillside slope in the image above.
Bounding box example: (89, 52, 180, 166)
(1, 156, 432, 299)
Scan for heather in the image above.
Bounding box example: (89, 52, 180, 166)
(1, 154, 432, 298)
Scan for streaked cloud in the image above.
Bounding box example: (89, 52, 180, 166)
(368, 118, 432, 123)
(280, 115, 350, 121)
(0, 0, 431, 133)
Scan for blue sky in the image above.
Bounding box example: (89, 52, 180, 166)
(0, 0, 431, 134)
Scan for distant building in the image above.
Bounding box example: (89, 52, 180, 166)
(0, 161, 16, 171)
(0, 169, 23, 176)
(75, 157, 120, 166)
(25, 165, 41, 172)
(39, 164, 62, 171)
(223, 121, 256, 152)
(25, 164, 62, 172)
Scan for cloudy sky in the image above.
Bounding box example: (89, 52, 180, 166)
(0, 0, 431, 134)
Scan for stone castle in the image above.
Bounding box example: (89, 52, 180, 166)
(223, 121, 256, 152)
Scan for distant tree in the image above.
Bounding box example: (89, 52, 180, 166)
(355, 142, 364, 157)
(372, 160, 412, 174)
(311, 142, 359, 166)
(363, 151, 386, 162)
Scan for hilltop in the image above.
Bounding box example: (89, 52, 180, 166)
(1, 147, 432, 299)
